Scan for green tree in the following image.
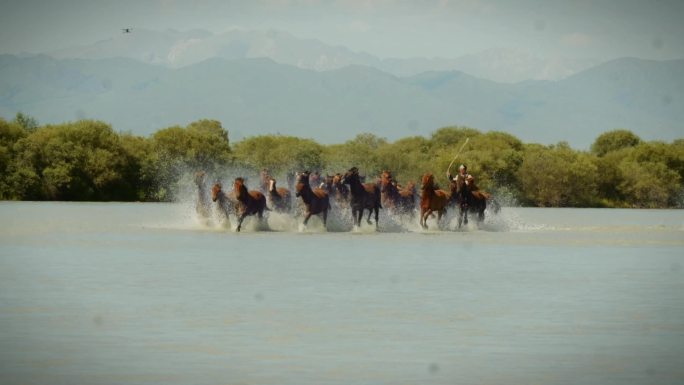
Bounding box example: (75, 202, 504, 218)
(429, 126, 481, 150)
(232, 135, 324, 176)
(518, 143, 598, 207)
(591, 129, 641, 156)
(323, 133, 388, 176)
(0, 118, 30, 199)
(375, 136, 433, 183)
(618, 160, 680, 208)
(13, 112, 39, 132)
(11, 120, 137, 200)
(149, 119, 232, 200)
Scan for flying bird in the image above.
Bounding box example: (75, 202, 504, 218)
(122, 28, 132, 34)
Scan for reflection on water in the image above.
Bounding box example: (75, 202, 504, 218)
(0, 202, 683, 385)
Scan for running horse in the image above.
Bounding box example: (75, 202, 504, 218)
(420, 173, 450, 230)
(295, 171, 330, 228)
(340, 167, 382, 229)
(211, 182, 239, 226)
(321, 173, 350, 206)
(268, 177, 292, 213)
(233, 177, 268, 232)
(380, 170, 416, 216)
(449, 174, 490, 228)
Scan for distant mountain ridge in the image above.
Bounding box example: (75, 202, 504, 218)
(48, 28, 597, 83)
(0, 54, 682, 148)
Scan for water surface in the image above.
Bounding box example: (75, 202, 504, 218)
(1, 202, 683, 385)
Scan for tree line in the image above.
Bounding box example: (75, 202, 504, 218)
(1, 113, 682, 207)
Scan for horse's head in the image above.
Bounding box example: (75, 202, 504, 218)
(234, 177, 248, 199)
(466, 175, 475, 186)
(268, 178, 277, 192)
(295, 171, 310, 197)
(194, 171, 206, 186)
(211, 183, 222, 202)
(341, 167, 359, 185)
(421, 173, 434, 189)
(380, 170, 393, 190)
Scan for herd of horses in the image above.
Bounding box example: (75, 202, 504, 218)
(195, 167, 499, 232)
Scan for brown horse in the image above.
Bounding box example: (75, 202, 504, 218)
(329, 173, 350, 205)
(420, 173, 450, 230)
(341, 167, 382, 228)
(449, 174, 494, 228)
(295, 171, 330, 228)
(194, 171, 211, 219)
(380, 170, 416, 216)
(233, 177, 268, 232)
(268, 178, 292, 213)
(211, 182, 239, 226)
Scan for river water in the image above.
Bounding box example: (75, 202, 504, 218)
(1, 202, 683, 385)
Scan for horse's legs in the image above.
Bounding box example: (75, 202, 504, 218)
(236, 213, 247, 232)
(422, 209, 432, 229)
(366, 208, 373, 225)
(322, 209, 328, 229)
(374, 207, 379, 229)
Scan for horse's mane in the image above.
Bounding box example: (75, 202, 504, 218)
(234, 177, 250, 200)
(421, 173, 434, 189)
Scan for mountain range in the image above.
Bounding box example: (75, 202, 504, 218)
(49, 29, 597, 83)
(1, 51, 682, 148)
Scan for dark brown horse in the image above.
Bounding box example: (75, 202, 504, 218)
(341, 167, 382, 228)
(268, 177, 292, 213)
(420, 173, 450, 230)
(194, 171, 211, 219)
(211, 182, 239, 226)
(295, 171, 330, 228)
(380, 170, 416, 216)
(233, 177, 268, 232)
(449, 174, 491, 228)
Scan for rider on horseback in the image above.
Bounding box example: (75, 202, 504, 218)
(448, 164, 473, 208)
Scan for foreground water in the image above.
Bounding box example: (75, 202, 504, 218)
(1, 202, 683, 385)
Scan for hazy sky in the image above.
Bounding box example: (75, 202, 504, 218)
(1, 0, 683, 61)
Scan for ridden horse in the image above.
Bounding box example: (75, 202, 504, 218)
(295, 171, 330, 228)
(380, 170, 416, 216)
(211, 182, 239, 226)
(233, 177, 268, 232)
(194, 171, 211, 219)
(340, 167, 382, 228)
(268, 177, 292, 213)
(420, 173, 450, 230)
(449, 174, 491, 228)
